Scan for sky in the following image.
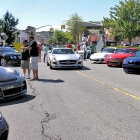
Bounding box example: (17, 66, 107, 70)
(0, 0, 121, 31)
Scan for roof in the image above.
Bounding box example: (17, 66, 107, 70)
(81, 21, 102, 28)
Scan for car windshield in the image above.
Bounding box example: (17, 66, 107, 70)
(116, 49, 135, 54)
(0, 47, 16, 53)
(133, 51, 140, 57)
(52, 49, 74, 54)
(101, 48, 116, 53)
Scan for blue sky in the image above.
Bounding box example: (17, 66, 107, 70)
(0, 0, 120, 31)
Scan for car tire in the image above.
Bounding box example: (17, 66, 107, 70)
(107, 65, 112, 67)
(47, 60, 49, 66)
(87, 53, 91, 59)
(0, 57, 7, 67)
(78, 66, 83, 69)
(50, 63, 53, 69)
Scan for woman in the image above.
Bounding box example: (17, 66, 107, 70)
(21, 40, 30, 79)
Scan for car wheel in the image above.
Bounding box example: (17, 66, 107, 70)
(47, 59, 49, 66)
(107, 65, 112, 67)
(50, 62, 53, 69)
(87, 53, 90, 59)
(78, 66, 83, 69)
(0, 58, 7, 67)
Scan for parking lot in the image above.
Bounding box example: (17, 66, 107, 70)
(1, 60, 140, 140)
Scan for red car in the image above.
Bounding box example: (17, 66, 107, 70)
(105, 48, 138, 67)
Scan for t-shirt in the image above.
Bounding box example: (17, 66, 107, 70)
(21, 45, 30, 60)
(77, 45, 80, 50)
(83, 44, 87, 52)
(90, 45, 96, 53)
(66, 44, 72, 49)
(29, 40, 39, 57)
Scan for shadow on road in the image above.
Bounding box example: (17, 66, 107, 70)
(0, 94, 36, 107)
(37, 79, 65, 83)
(54, 66, 91, 71)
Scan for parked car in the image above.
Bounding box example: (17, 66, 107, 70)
(105, 48, 138, 67)
(77, 47, 91, 59)
(90, 47, 118, 63)
(122, 50, 140, 73)
(47, 48, 83, 69)
(0, 112, 9, 140)
(0, 67, 27, 100)
(0, 47, 21, 66)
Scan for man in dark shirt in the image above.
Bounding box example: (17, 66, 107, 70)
(21, 35, 39, 80)
(21, 40, 30, 79)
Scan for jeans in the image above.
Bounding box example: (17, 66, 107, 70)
(84, 51, 87, 60)
(44, 54, 46, 62)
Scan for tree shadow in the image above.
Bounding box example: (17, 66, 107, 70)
(37, 79, 65, 83)
(0, 94, 36, 107)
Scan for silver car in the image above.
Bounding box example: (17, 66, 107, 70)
(47, 48, 83, 69)
(0, 67, 27, 101)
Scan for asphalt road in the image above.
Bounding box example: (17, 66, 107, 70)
(0, 59, 140, 140)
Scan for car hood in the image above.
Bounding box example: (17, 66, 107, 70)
(52, 54, 79, 60)
(125, 56, 140, 61)
(78, 50, 91, 53)
(90, 52, 113, 58)
(0, 67, 18, 82)
(0, 52, 21, 56)
(109, 53, 133, 59)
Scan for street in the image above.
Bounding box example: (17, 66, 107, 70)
(0, 60, 140, 140)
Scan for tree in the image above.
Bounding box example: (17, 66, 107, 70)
(66, 13, 85, 44)
(46, 38, 55, 45)
(102, 0, 140, 45)
(53, 30, 65, 43)
(1, 11, 19, 44)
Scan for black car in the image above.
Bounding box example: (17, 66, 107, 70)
(123, 50, 140, 73)
(0, 113, 9, 140)
(0, 47, 21, 66)
(0, 66, 27, 100)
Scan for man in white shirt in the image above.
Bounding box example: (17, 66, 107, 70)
(83, 41, 88, 60)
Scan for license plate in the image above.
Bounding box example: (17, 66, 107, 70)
(111, 60, 119, 62)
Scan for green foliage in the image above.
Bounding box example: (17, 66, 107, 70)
(53, 30, 65, 43)
(103, 0, 140, 45)
(1, 11, 19, 44)
(66, 13, 85, 43)
(46, 38, 55, 45)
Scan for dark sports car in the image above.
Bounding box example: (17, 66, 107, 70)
(0, 66, 27, 100)
(0, 113, 9, 140)
(122, 50, 140, 73)
(0, 47, 21, 66)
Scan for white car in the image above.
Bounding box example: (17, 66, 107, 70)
(90, 47, 118, 63)
(47, 48, 83, 69)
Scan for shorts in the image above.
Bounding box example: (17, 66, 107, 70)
(21, 60, 30, 69)
(30, 56, 38, 70)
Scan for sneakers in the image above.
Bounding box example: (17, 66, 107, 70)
(23, 74, 31, 79)
(27, 75, 31, 79)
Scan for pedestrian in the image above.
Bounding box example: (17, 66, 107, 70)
(90, 41, 96, 54)
(21, 35, 39, 81)
(20, 40, 30, 79)
(73, 44, 77, 51)
(37, 42, 42, 62)
(43, 44, 49, 62)
(83, 41, 88, 60)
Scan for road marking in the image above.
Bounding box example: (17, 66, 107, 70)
(76, 71, 140, 101)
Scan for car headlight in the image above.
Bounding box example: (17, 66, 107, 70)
(52, 57, 57, 62)
(14, 56, 17, 59)
(123, 59, 127, 64)
(104, 54, 108, 58)
(0, 113, 2, 120)
(10, 56, 13, 59)
(78, 57, 82, 62)
(18, 55, 22, 59)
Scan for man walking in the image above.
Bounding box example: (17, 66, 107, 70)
(21, 35, 39, 80)
(83, 41, 88, 60)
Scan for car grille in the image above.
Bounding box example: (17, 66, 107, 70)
(3, 87, 22, 96)
(92, 59, 104, 61)
(59, 60, 77, 65)
(0, 130, 8, 140)
(128, 61, 134, 64)
(0, 78, 17, 83)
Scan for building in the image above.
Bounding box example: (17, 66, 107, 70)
(16, 30, 28, 43)
(36, 31, 53, 44)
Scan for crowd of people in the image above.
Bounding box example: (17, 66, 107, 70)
(20, 37, 97, 80)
